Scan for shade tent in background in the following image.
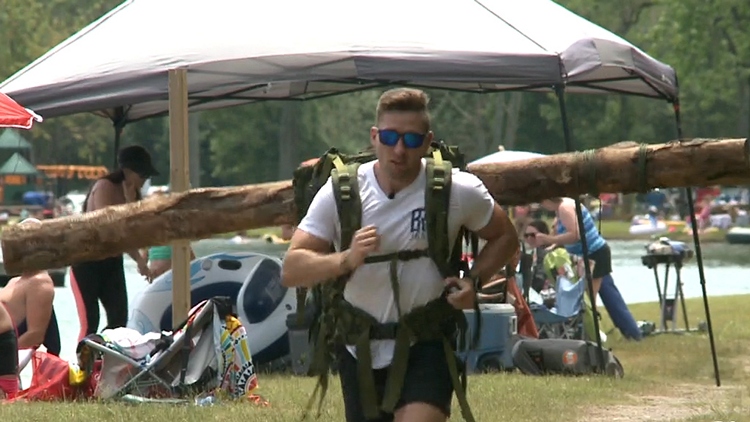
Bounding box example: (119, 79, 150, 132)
(0, 0, 676, 124)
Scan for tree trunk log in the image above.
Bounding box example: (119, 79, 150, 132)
(1, 181, 297, 274)
(2, 138, 748, 273)
(468, 138, 750, 205)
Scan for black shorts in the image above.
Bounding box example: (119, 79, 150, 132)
(337, 341, 456, 422)
(589, 243, 612, 279)
(0, 329, 18, 376)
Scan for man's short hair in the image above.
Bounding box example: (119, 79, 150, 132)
(376, 88, 431, 131)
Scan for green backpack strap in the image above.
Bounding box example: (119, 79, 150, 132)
(302, 156, 363, 421)
(293, 148, 345, 327)
(331, 157, 362, 251)
(425, 149, 452, 277)
(423, 149, 478, 422)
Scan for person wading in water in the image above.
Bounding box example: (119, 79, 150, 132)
(71, 145, 157, 341)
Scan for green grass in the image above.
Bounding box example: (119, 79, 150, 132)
(2, 295, 749, 421)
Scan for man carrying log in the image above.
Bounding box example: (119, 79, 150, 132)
(282, 88, 518, 422)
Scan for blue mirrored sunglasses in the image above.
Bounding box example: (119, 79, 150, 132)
(378, 129, 426, 149)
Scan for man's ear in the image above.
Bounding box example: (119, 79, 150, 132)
(370, 127, 379, 149)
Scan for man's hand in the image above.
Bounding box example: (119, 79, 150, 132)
(444, 276, 476, 310)
(343, 225, 381, 270)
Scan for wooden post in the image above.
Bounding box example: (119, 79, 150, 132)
(168, 68, 191, 329)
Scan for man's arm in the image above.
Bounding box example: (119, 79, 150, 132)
(469, 204, 519, 286)
(445, 173, 518, 310)
(547, 200, 580, 245)
(281, 230, 352, 289)
(281, 178, 348, 288)
(18, 277, 54, 349)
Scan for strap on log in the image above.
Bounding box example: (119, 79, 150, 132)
(637, 143, 649, 193)
(581, 149, 599, 197)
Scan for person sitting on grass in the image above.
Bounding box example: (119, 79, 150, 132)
(0, 300, 18, 399)
(0, 218, 60, 356)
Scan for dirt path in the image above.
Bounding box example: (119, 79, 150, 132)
(583, 383, 748, 422)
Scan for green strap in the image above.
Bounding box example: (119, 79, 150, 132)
(380, 324, 413, 412)
(302, 318, 331, 420)
(302, 157, 364, 421)
(389, 258, 402, 319)
(443, 337, 475, 422)
(637, 143, 649, 193)
(355, 328, 380, 420)
(364, 249, 432, 320)
(425, 151, 452, 278)
(582, 149, 599, 197)
(332, 158, 361, 251)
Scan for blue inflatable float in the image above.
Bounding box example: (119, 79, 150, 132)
(127, 252, 297, 364)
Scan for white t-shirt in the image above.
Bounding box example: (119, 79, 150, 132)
(297, 158, 495, 368)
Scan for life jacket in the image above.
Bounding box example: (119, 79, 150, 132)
(292, 141, 480, 421)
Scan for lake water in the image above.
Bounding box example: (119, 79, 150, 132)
(35, 238, 750, 366)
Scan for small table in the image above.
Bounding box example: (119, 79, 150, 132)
(640, 249, 694, 333)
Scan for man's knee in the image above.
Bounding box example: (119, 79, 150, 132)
(394, 402, 446, 422)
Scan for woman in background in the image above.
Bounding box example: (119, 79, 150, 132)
(71, 145, 158, 341)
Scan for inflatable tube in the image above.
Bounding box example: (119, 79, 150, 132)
(628, 221, 668, 235)
(127, 252, 296, 365)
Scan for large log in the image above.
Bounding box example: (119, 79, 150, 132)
(1, 181, 297, 274)
(468, 138, 750, 205)
(2, 138, 748, 273)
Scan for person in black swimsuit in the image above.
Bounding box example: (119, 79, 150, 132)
(16, 309, 60, 356)
(0, 218, 60, 356)
(0, 302, 18, 398)
(71, 145, 157, 341)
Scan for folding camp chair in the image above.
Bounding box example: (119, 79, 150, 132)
(530, 276, 586, 339)
(77, 296, 233, 400)
(530, 250, 591, 340)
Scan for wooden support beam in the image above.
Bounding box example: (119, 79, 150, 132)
(168, 68, 191, 328)
(2, 138, 748, 273)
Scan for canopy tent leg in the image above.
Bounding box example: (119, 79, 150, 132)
(112, 106, 126, 170)
(671, 99, 721, 387)
(554, 85, 606, 372)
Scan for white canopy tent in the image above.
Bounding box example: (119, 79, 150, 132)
(0, 0, 677, 123)
(1, 0, 721, 385)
